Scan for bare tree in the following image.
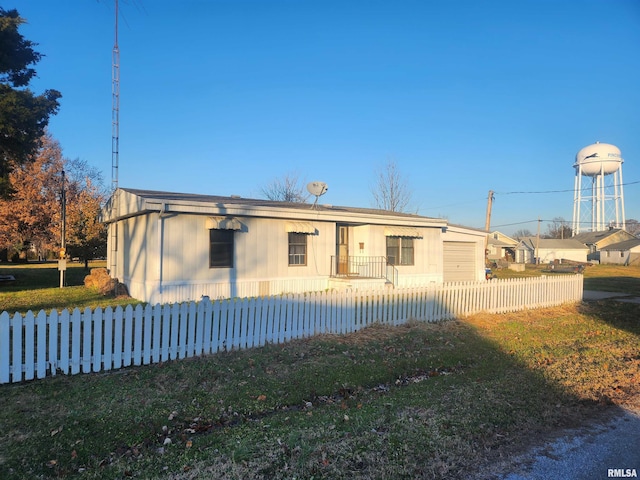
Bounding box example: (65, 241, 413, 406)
(512, 229, 534, 239)
(261, 172, 307, 203)
(544, 217, 572, 239)
(370, 159, 413, 212)
(625, 218, 640, 238)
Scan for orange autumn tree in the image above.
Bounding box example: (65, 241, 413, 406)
(0, 134, 106, 263)
(63, 158, 107, 268)
(0, 133, 62, 260)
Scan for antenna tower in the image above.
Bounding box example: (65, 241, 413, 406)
(111, 0, 120, 190)
(109, 0, 120, 277)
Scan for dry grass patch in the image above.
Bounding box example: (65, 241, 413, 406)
(465, 302, 640, 407)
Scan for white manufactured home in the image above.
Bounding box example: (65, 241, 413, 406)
(102, 189, 487, 304)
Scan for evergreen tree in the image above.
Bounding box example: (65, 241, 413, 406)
(0, 8, 61, 197)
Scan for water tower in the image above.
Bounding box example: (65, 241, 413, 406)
(572, 142, 626, 235)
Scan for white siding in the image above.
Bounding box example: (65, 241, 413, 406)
(121, 213, 338, 303)
(105, 189, 488, 303)
(600, 246, 640, 265)
(537, 248, 588, 264)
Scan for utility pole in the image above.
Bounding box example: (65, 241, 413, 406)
(484, 190, 494, 232)
(484, 190, 494, 263)
(58, 170, 67, 288)
(535, 217, 541, 265)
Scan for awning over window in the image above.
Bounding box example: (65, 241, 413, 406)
(384, 226, 422, 238)
(286, 221, 317, 234)
(206, 216, 242, 230)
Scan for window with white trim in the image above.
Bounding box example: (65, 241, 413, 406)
(386, 236, 414, 265)
(288, 232, 307, 266)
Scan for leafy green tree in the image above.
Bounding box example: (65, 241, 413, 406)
(0, 8, 61, 197)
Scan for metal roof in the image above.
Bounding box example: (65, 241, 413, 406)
(517, 237, 589, 250)
(600, 238, 640, 251)
(103, 188, 460, 231)
(121, 188, 435, 219)
(571, 229, 626, 245)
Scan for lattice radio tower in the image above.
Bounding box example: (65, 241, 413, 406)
(111, 0, 120, 191)
(108, 0, 120, 276)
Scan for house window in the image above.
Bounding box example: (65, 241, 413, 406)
(209, 229, 234, 268)
(386, 237, 414, 265)
(288, 232, 307, 266)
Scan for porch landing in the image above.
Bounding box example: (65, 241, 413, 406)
(328, 277, 394, 291)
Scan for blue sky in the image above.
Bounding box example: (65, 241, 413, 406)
(16, 0, 640, 235)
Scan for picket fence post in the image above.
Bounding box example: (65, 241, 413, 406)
(0, 275, 585, 384)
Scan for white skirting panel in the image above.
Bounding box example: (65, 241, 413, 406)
(126, 273, 446, 304)
(125, 277, 330, 304)
(395, 274, 441, 288)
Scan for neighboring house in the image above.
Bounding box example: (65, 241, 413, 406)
(486, 231, 518, 261)
(101, 188, 488, 304)
(598, 238, 640, 266)
(514, 237, 589, 264)
(572, 229, 637, 262)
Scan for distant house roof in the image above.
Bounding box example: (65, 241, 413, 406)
(600, 238, 640, 251)
(571, 229, 626, 244)
(517, 237, 588, 250)
(488, 238, 514, 247)
(487, 231, 518, 247)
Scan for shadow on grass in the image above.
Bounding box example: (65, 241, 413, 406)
(1, 302, 630, 479)
(578, 299, 640, 337)
(583, 275, 640, 295)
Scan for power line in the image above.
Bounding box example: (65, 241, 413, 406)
(492, 218, 631, 229)
(491, 219, 540, 228)
(495, 179, 640, 196)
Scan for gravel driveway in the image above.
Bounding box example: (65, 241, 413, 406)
(484, 401, 640, 480)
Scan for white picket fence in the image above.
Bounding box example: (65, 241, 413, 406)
(0, 275, 583, 384)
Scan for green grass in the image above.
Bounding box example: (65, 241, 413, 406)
(582, 264, 640, 294)
(0, 262, 638, 479)
(492, 263, 640, 295)
(0, 261, 140, 314)
(0, 303, 637, 479)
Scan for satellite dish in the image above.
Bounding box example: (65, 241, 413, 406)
(307, 181, 328, 209)
(307, 182, 328, 197)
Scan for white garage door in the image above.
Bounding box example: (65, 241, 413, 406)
(443, 241, 477, 282)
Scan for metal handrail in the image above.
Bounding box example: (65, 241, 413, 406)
(330, 255, 397, 286)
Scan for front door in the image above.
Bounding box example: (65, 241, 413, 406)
(337, 225, 349, 274)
